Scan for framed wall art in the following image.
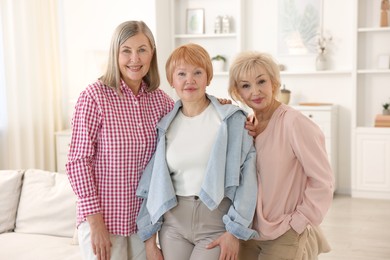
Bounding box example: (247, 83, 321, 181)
(278, 0, 322, 55)
(186, 8, 205, 34)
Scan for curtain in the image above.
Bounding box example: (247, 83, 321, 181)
(0, 0, 63, 170)
(0, 14, 6, 168)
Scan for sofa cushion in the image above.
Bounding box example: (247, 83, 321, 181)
(0, 232, 81, 260)
(14, 169, 77, 238)
(0, 170, 24, 233)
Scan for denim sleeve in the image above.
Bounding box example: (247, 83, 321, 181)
(136, 197, 162, 242)
(135, 151, 161, 241)
(223, 133, 259, 240)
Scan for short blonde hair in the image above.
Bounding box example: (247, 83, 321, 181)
(165, 43, 213, 86)
(228, 51, 281, 103)
(100, 20, 160, 92)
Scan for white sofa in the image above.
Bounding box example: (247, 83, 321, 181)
(0, 169, 81, 260)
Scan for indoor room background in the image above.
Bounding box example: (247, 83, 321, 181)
(1, 0, 390, 200)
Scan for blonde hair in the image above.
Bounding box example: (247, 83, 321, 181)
(228, 51, 281, 103)
(165, 43, 213, 86)
(100, 21, 160, 92)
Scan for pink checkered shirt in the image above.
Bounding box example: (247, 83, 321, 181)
(66, 79, 174, 236)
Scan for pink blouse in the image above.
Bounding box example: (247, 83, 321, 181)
(252, 104, 334, 241)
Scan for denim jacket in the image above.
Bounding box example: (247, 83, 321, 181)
(136, 95, 258, 241)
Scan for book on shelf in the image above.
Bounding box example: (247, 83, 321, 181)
(374, 114, 390, 127)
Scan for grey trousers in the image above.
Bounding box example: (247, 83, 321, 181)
(159, 196, 231, 260)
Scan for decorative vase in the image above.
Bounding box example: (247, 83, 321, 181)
(380, 0, 389, 27)
(316, 52, 327, 71)
(214, 16, 222, 34)
(222, 15, 230, 33)
(279, 84, 291, 105)
(383, 109, 390, 115)
(212, 60, 225, 72)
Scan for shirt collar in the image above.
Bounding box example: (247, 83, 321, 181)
(120, 79, 147, 97)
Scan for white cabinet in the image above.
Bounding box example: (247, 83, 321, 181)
(354, 0, 390, 127)
(293, 105, 338, 191)
(170, 0, 244, 98)
(351, 0, 390, 199)
(55, 130, 71, 174)
(353, 128, 390, 199)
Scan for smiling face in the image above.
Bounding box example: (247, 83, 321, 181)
(118, 33, 153, 90)
(236, 65, 276, 113)
(172, 62, 208, 103)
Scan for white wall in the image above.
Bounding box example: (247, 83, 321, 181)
(245, 0, 353, 71)
(58, 0, 157, 128)
(59, 0, 355, 194)
(243, 0, 354, 194)
(154, 0, 175, 98)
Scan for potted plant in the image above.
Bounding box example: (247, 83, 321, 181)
(211, 55, 226, 72)
(383, 102, 390, 115)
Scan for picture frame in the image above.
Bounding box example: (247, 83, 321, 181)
(277, 0, 322, 55)
(186, 8, 205, 34)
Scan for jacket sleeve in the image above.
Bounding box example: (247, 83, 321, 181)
(135, 153, 162, 242)
(223, 116, 259, 240)
(136, 196, 163, 242)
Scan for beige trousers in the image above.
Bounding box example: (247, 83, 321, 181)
(159, 196, 231, 260)
(78, 221, 146, 260)
(238, 226, 331, 260)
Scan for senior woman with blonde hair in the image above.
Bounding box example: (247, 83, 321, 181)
(228, 51, 333, 260)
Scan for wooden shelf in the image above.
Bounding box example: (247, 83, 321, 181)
(280, 70, 352, 76)
(355, 126, 390, 133)
(174, 33, 237, 39)
(357, 27, 390, 33)
(357, 69, 390, 74)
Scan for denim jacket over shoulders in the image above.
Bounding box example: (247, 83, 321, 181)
(136, 95, 259, 242)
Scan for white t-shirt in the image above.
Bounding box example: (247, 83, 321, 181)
(166, 104, 221, 196)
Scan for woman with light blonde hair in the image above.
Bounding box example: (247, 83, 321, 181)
(229, 51, 333, 260)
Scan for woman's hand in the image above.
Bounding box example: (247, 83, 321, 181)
(145, 234, 164, 260)
(245, 115, 259, 137)
(206, 232, 239, 260)
(87, 213, 112, 260)
(217, 98, 232, 105)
